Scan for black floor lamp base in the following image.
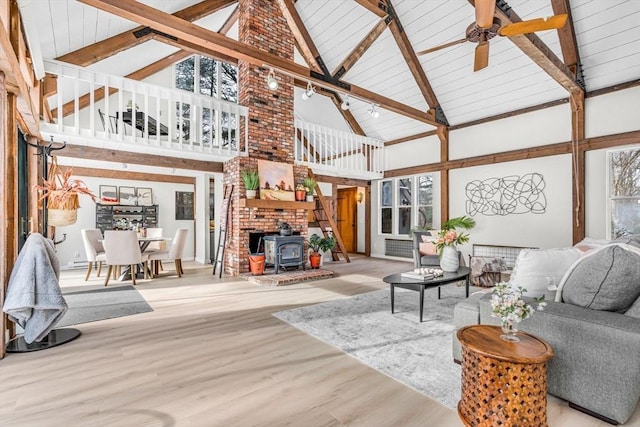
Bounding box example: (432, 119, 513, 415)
(5, 328, 81, 353)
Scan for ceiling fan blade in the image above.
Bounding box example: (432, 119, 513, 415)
(499, 14, 568, 37)
(474, 41, 489, 72)
(475, 0, 496, 28)
(416, 38, 467, 56)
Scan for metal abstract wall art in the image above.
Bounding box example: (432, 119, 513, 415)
(465, 173, 547, 216)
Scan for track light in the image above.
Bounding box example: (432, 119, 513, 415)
(341, 94, 350, 110)
(301, 81, 316, 100)
(266, 68, 279, 90)
(368, 103, 380, 118)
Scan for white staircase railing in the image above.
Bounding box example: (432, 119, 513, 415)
(41, 60, 248, 159)
(294, 119, 384, 179)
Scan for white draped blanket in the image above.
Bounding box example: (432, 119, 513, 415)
(3, 233, 67, 344)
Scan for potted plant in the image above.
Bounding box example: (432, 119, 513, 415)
(295, 183, 306, 201)
(241, 170, 260, 199)
(35, 163, 97, 227)
(308, 233, 336, 269)
(433, 215, 476, 272)
(303, 177, 316, 202)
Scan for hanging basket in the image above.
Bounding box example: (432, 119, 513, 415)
(47, 190, 79, 226)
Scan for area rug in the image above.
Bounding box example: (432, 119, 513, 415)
(273, 284, 481, 409)
(56, 285, 154, 327)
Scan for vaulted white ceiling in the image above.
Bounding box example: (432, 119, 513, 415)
(26, 0, 640, 142)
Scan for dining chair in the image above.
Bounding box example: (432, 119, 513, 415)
(148, 229, 189, 278)
(81, 229, 107, 281)
(103, 230, 149, 286)
(145, 227, 165, 273)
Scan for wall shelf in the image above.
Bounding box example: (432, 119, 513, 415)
(239, 199, 314, 210)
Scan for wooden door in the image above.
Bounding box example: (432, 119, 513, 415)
(337, 188, 357, 253)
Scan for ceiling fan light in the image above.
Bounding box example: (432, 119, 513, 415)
(266, 68, 279, 90)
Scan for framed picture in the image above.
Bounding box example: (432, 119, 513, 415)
(136, 187, 153, 206)
(175, 191, 194, 220)
(119, 186, 137, 205)
(257, 159, 295, 201)
(99, 185, 118, 204)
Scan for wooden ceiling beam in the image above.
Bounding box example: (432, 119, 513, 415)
(332, 18, 389, 79)
(70, 166, 195, 184)
(57, 0, 236, 67)
(551, 0, 584, 87)
(386, 1, 442, 116)
(469, 0, 583, 94)
(78, 0, 439, 126)
(384, 130, 639, 177)
(275, 0, 323, 73)
(219, 5, 239, 35)
(57, 143, 223, 173)
(354, 0, 389, 18)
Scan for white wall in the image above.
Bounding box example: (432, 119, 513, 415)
(370, 87, 640, 262)
(55, 176, 195, 269)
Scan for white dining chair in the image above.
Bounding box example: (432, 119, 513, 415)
(81, 229, 107, 281)
(145, 228, 165, 251)
(148, 229, 189, 278)
(103, 230, 150, 286)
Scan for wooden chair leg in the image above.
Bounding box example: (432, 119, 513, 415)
(144, 261, 148, 280)
(175, 260, 182, 277)
(131, 264, 137, 286)
(159, 260, 164, 272)
(178, 259, 183, 275)
(104, 265, 112, 286)
(85, 263, 93, 281)
(97, 261, 102, 277)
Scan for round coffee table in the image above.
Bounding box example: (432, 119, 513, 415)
(457, 325, 554, 427)
(383, 267, 470, 322)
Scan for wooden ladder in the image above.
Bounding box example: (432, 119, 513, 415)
(309, 171, 350, 263)
(212, 184, 233, 277)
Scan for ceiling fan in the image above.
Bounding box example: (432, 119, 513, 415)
(416, 0, 568, 71)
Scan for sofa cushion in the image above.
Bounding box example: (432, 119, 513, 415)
(419, 237, 437, 256)
(558, 244, 640, 312)
(613, 234, 640, 249)
(625, 296, 640, 318)
(509, 247, 582, 298)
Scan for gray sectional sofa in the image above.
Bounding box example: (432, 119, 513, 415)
(452, 242, 640, 425)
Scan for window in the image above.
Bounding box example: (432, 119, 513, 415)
(608, 148, 640, 238)
(379, 174, 433, 235)
(174, 55, 238, 145)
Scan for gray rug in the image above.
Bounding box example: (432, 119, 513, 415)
(273, 284, 479, 409)
(57, 285, 153, 327)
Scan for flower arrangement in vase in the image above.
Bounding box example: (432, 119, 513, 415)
(490, 282, 546, 342)
(295, 183, 306, 201)
(433, 215, 475, 272)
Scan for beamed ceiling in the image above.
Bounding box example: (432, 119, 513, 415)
(27, 0, 640, 142)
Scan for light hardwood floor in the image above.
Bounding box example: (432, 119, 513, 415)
(1, 257, 638, 426)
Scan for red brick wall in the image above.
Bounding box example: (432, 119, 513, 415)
(225, 0, 305, 274)
(238, 0, 295, 162)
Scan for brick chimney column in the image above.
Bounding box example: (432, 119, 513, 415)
(222, 0, 308, 275)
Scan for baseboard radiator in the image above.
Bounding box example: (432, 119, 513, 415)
(385, 239, 412, 258)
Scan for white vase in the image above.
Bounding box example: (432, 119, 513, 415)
(246, 189, 257, 199)
(306, 195, 314, 202)
(440, 245, 459, 272)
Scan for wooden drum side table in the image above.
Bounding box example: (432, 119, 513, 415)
(457, 325, 554, 427)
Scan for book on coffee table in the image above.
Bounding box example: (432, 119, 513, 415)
(401, 271, 435, 281)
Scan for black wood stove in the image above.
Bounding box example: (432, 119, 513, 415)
(263, 235, 305, 274)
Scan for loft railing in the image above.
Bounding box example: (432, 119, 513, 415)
(294, 119, 384, 179)
(40, 60, 248, 159)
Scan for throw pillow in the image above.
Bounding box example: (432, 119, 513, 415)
(509, 247, 582, 298)
(419, 242, 437, 256)
(557, 244, 640, 312)
(573, 237, 611, 253)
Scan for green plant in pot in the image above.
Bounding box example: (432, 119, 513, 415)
(295, 183, 306, 202)
(308, 233, 336, 269)
(303, 177, 316, 202)
(241, 170, 260, 199)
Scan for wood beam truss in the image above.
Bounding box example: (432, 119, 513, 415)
(56, 0, 236, 67)
(77, 0, 439, 126)
(551, 0, 584, 87)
